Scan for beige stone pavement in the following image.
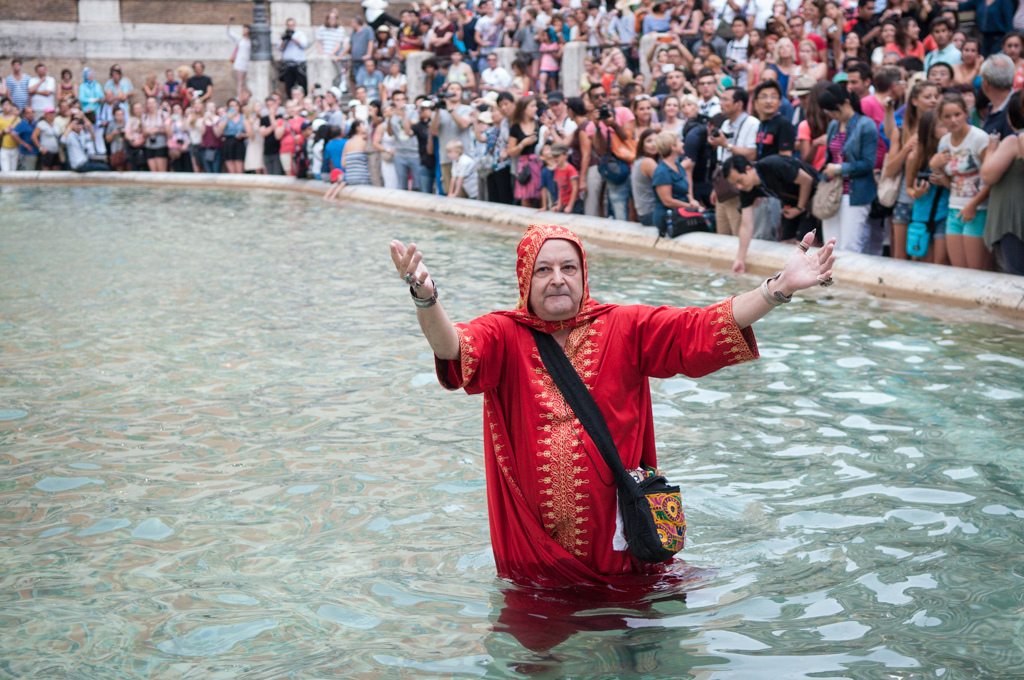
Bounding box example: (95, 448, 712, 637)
(4, 170, 1023, 320)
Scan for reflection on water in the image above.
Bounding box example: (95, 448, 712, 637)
(2, 186, 1024, 678)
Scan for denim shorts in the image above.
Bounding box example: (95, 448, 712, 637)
(893, 201, 913, 224)
(946, 208, 987, 238)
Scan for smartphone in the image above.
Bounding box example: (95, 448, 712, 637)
(917, 170, 932, 181)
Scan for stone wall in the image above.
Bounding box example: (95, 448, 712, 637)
(1, 0, 413, 106)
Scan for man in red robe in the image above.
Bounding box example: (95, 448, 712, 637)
(390, 224, 835, 589)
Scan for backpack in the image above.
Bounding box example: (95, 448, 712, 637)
(293, 139, 310, 179)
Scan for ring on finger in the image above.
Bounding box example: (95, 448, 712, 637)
(797, 243, 809, 252)
(404, 273, 415, 284)
(817, 275, 834, 287)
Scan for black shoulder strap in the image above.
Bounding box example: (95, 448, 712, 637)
(926, 185, 945, 233)
(529, 327, 632, 489)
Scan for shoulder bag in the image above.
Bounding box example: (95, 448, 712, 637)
(876, 129, 904, 208)
(906, 186, 944, 258)
(610, 128, 637, 163)
(530, 328, 686, 564)
(811, 175, 842, 220)
(598, 128, 630, 185)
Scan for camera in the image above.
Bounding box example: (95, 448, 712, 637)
(917, 170, 932, 181)
(709, 127, 721, 137)
(282, 28, 294, 41)
(598, 105, 612, 120)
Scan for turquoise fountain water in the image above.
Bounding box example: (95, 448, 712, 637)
(1, 185, 1023, 678)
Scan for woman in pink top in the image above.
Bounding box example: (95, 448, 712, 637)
(275, 99, 304, 175)
(537, 28, 562, 95)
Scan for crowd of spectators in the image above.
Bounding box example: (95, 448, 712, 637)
(3, 0, 1024, 276)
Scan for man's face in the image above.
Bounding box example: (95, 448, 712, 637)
(846, 71, 868, 97)
(529, 239, 584, 322)
(588, 87, 607, 110)
(756, 86, 781, 118)
(487, 54, 499, 69)
(933, 24, 950, 48)
(667, 48, 683, 66)
(720, 90, 738, 116)
(498, 98, 515, 116)
(355, 86, 367, 103)
(702, 19, 714, 36)
(860, 1, 874, 18)
(727, 167, 758, 192)
(394, 93, 408, 107)
(36, 64, 46, 77)
(366, 60, 376, 73)
(732, 21, 746, 39)
(286, 19, 296, 31)
(788, 19, 803, 41)
(104, 90, 115, 103)
(419, 105, 433, 121)
(23, 107, 33, 121)
(697, 76, 716, 98)
(11, 61, 22, 74)
(666, 71, 684, 92)
(194, 62, 204, 76)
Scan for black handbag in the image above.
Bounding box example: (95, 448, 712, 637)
(530, 328, 686, 563)
(516, 162, 532, 185)
(659, 208, 710, 238)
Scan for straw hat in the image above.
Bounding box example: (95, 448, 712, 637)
(792, 74, 817, 96)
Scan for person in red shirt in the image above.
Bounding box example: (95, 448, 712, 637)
(550, 143, 580, 214)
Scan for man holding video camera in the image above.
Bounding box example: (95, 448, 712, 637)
(278, 17, 309, 96)
(428, 82, 475, 196)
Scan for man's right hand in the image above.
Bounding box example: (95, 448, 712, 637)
(390, 240, 434, 298)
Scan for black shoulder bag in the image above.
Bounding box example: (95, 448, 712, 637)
(530, 328, 686, 563)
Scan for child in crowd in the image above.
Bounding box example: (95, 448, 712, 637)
(550, 142, 580, 214)
(446, 139, 478, 199)
(538, 141, 559, 211)
(323, 124, 347, 200)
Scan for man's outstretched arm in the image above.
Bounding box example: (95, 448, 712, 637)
(390, 240, 460, 360)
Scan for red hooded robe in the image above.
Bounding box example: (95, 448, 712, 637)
(436, 224, 759, 588)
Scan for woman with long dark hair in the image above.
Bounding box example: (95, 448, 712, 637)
(630, 128, 660, 227)
(819, 84, 878, 252)
(886, 81, 941, 259)
(905, 109, 950, 264)
(508, 95, 542, 207)
(341, 119, 371, 185)
(797, 81, 830, 171)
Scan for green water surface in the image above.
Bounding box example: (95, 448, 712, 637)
(1, 186, 1023, 679)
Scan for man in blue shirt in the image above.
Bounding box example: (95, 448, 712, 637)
(923, 18, 961, 72)
(11, 105, 38, 170)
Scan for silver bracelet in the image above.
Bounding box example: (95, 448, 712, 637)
(760, 271, 792, 308)
(411, 282, 439, 309)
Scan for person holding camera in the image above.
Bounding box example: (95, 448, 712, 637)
(428, 82, 475, 196)
(278, 18, 309, 98)
(62, 112, 111, 173)
(581, 85, 635, 220)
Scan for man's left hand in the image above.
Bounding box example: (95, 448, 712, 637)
(779, 231, 836, 294)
